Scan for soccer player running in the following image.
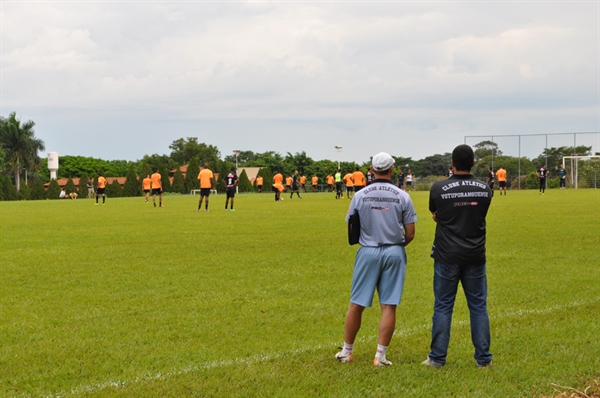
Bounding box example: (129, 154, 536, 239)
(224, 167, 238, 211)
(423, 144, 493, 369)
(142, 175, 152, 203)
(95, 173, 107, 205)
(290, 170, 303, 199)
(197, 164, 214, 212)
(336, 152, 417, 367)
(537, 164, 549, 195)
(151, 169, 163, 207)
(496, 166, 507, 195)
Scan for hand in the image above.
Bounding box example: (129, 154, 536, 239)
(431, 211, 438, 222)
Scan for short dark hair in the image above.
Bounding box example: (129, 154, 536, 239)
(452, 144, 474, 172)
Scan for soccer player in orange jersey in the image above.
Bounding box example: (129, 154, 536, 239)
(256, 176, 264, 193)
(151, 169, 163, 207)
(326, 173, 334, 192)
(142, 175, 152, 203)
(197, 164, 214, 211)
(352, 166, 366, 193)
(496, 166, 507, 196)
(95, 173, 107, 205)
(343, 170, 354, 199)
(312, 174, 319, 192)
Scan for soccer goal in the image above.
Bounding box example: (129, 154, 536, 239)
(562, 156, 600, 188)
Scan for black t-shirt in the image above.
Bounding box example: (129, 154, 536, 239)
(429, 174, 491, 265)
(226, 173, 238, 188)
(538, 168, 547, 179)
(397, 173, 404, 185)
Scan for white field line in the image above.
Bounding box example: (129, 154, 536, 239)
(45, 297, 600, 398)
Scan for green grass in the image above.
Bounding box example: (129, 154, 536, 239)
(1, 189, 599, 397)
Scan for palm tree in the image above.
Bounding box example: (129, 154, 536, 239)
(0, 112, 45, 192)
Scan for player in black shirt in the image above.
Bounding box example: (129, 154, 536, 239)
(423, 144, 493, 369)
(290, 170, 302, 199)
(487, 167, 495, 197)
(224, 167, 238, 211)
(396, 169, 404, 190)
(537, 165, 549, 194)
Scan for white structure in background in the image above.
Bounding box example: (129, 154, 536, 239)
(48, 152, 59, 180)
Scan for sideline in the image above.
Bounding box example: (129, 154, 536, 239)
(46, 297, 600, 397)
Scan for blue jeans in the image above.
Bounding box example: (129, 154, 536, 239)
(429, 261, 493, 366)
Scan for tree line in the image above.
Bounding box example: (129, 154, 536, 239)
(1, 113, 598, 201)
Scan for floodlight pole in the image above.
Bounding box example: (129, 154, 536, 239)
(233, 150, 240, 194)
(335, 146, 342, 169)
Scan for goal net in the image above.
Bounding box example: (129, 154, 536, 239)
(562, 156, 600, 188)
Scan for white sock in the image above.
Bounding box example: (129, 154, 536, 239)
(342, 342, 353, 355)
(375, 344, 387, 359)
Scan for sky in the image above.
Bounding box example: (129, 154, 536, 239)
(2, 1, 599, 165)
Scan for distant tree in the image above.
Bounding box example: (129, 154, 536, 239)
(171, 167, 186, 194)
(474, 141, 502, 161)
(224, 150, 258, 165)
(305, 159, 337, 181)
(284, 151, 314, 175)
(246, 151, 285, 172)
(184, 157, 200, 193)
(139, 162, 153, 180)
(30, 178, 47, 200)
(0, 112, 45, 192)
(141, 153, 174, 173)
(78, 172, 89, 198)
(106, 179, 122, 197)
(159, 164, 171, 193)
(237, 169, 254, 193)
(0, 146, 6, 171)
(419, 153, 452, 177)
(18, 183, 31, 200)
(47, 179, 60, 200)
(2, 176, 17, 200)
(63, 178, 77, 195)
(169, 137, 221, 169)
(123, 164, 141, 197)
(533, 146, 592, 171)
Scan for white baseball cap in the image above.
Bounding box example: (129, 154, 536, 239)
(371, 152, 395, 172)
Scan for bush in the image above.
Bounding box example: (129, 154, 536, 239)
(78, 173, 90, 198)
(30, 178, 47, 200)
(238, 169, 254, 193)
(171, 168, 186, 194)
(65, 178, 77, 195)
(123, 165, 141, 197)
(525, 172, 539, 189)
(106, 179, 122, 197)
(46, 179, 60, 199)
(18, 183, 31, 200)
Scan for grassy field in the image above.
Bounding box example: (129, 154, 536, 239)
(1, 188, 599, 397)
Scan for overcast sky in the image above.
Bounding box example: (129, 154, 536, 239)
(2, 1, 599, 164)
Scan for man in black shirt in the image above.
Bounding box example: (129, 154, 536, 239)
(224, 167, 238, 211)
(423, 144, 493, 369)
(537, 165, 549, 194)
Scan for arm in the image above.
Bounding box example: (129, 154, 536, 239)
(403, 223, 415, 246)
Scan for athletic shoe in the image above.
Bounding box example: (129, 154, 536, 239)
(422, 358, 444, 368)
(160, 205, 164, 208)
(335, 351, 353, 363)
(95, 203, 98, 206)
(477, 361, 493, 368)
(206, 209, 209, 212)
(230, 209, 235, 212)
(374, 357, 392, 367)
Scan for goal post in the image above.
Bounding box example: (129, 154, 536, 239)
(562, 156, 600, 188)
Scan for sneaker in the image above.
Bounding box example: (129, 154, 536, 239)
(477, 361, 493, 368)
(206, 209, 209, 212)
(95, 203, 98, 206)
(230, 209, 235, 212)
(374, 357, 392, 367)
(335, 351, 353, 363)
(422, 358, 444, 369)
(160, 205, 164, 207)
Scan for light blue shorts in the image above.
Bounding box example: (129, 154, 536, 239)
(350, 245, 407, 307)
